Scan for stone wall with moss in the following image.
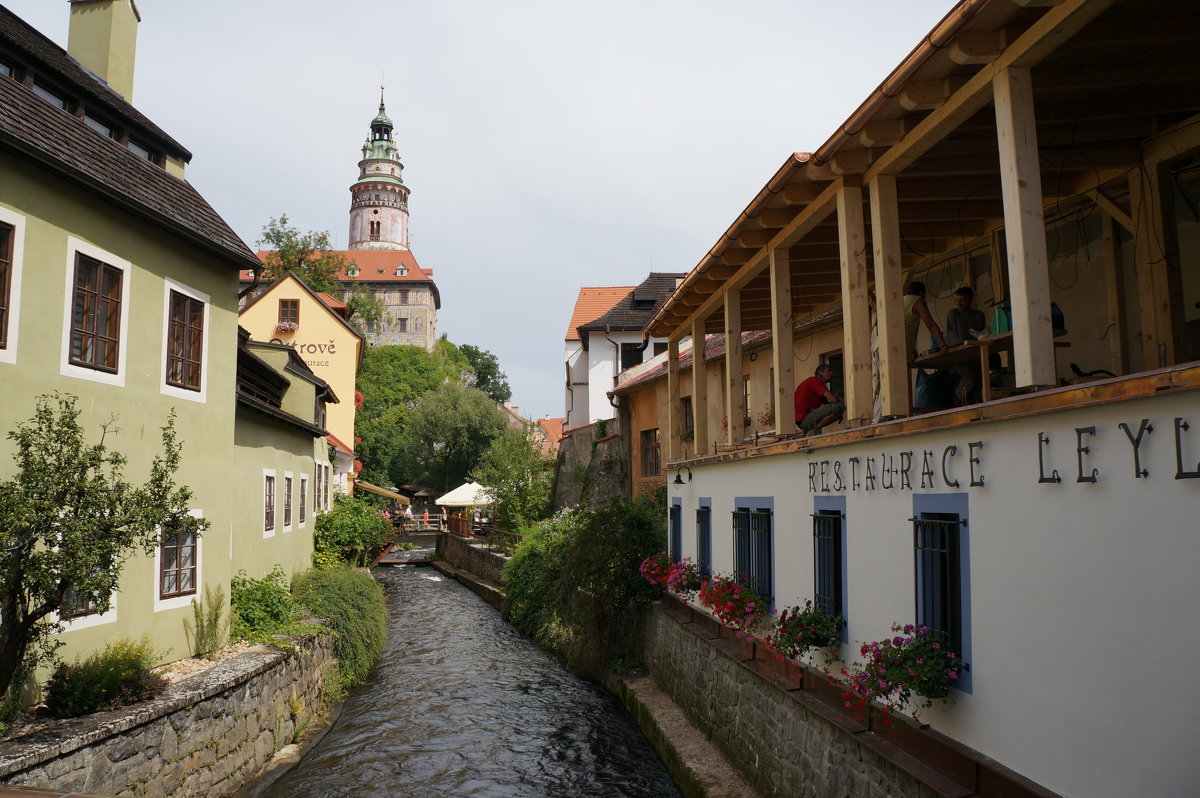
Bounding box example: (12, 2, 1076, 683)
(0, 630, 334, 798)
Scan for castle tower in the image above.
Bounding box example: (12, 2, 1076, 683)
(348, 91, 410, 250)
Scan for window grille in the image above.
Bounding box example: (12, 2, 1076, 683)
(733, 507, 773, 602)
(812, 510, 843, 617)
(696, 506, 712, 578)
(669, 505, 682, 563)
(640, 429, 660, 477)
(913, 512, 963, 656)
(160, 523, 197, 599)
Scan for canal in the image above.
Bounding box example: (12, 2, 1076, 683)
(261, 566, 682, 798)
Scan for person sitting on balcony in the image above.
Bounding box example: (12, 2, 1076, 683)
(946, 285, 988, 405)
(794, 364, 845, 435)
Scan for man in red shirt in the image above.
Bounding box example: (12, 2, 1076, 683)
(794, 364, 845, 435)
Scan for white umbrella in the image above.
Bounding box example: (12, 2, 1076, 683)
(435, 482, 492, 507)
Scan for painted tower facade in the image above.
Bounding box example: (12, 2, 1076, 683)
(348, 94, 410, 251)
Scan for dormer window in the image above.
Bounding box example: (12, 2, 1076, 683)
(348, 265, 360, 278)
(32, 82, 67, 110)
(396, 267, 407, 278)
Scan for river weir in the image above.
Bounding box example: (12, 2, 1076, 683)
(261, 566, 681, 798)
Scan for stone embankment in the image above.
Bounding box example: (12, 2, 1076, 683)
(0, 629, 334, 798)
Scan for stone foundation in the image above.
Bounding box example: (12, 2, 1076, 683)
(0, 630, 334, 798)
(436, 532, 507, 585)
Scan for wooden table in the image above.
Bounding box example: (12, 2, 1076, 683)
(912, 330, 1068, 402)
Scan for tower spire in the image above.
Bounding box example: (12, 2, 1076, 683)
(348, 89, 410, 251)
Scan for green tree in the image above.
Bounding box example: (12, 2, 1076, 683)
(256, 215, 384, 333)
(399, 383, 506, 493)
(460, 344, 512, 404)
(354, 341, 472, 486)
(472, 426, 552, 530)
(0, 395, 203, 717)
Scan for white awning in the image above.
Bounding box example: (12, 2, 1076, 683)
(435, 482, 492, 507)
(355, 480, 410, 505)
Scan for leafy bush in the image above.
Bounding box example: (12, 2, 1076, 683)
(313, 494, 394, 567)
(291, 567, 387, 689)
(503, 496, 665, 677)
(230, 567, 302, 641)
(44, 637, 166, 718)
(184, 584, 229, 659)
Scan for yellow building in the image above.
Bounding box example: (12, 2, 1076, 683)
(238, 272, 363, 451)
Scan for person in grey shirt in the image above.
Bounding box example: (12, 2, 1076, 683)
(945, 286, 987, 405)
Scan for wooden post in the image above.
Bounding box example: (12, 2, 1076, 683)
(1098, 213, 1127, 374)
(666, 335, 681, 463)
(724, 290, 743, 447)
(1129, 168, 1174, 369)
(691, 318, 709, 454)
(838, 182, 872, 423)
(868, 174, 909, 417)
(769, 247, 796, 433)
(994, 67, 1056, 388)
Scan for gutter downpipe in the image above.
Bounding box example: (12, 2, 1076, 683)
(604, 324, 622, 390)
(648, 0, 992, 337)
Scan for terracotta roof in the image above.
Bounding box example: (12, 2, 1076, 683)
(316, 291, 347, 310)
(537, 417, 564, 444)
(245, 249, 442, 309)
(578, 273, 686, 333)
(327, 432, 353, 456)
(565, 286, 635, 342)
(0, 47, 258, 270)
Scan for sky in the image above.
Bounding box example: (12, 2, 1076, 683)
(8, 0, 956, 419)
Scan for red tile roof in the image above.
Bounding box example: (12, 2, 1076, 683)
(244, 249, 433, 283)
(316, 292, 347, 311)
(537, 417, 565, 444)
(565, 286, 635, 342)
(327, 433, 354, 456)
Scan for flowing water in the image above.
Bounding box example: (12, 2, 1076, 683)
(261, 566, 681, 798)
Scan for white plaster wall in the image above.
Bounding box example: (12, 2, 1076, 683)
(564, 343, 588, 427)
(670, 389, 1200, 798)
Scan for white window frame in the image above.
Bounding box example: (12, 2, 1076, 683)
(55, 591, 119, 632)
(283, 470, 294, 533)
(60, 236, 131, 387)
(153, 509, 203, 613)
(0, 205, 26, 365)
(299, 472, 309, 527)
(263, 468, 277, 538)
(160, 277, 211, 403)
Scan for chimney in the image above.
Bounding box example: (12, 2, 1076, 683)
(68, 0, 141, 101)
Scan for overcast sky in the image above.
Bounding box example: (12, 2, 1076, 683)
(9, 0, 955, 419)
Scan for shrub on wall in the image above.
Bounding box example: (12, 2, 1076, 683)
(230, 567, 304, 642)
(291, 567, 386, 689)
(44, 637, 167, 718)
(503, 495, 665, 677)
(313, 494, 394, 568)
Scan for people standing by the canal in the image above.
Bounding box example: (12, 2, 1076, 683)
(794, 363, 845, 436)
(945, 285, 988, 405)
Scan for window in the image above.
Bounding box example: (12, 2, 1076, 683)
(669, 503, 682, 563)
(0, 61, 11, 79)
(399, 289, 409, 305)
(733, 501, 773, 603)
(83, 114, 114, 138)
(653, 341, 667, 356)
(166, 290, 204, 391)
(32, 82, 67, 110)
(813, 497, 847, 632)
(278, 298, 299, 327)
(640, 429, 660, 477)
(681, 396, 694, 434)
(0, 222, 12, 349)
(324, 464, 332, 508)
(912, 494, 971, 690)
(264, 472, 276, 534)
(620, 342, 644, 371)
(284, 474, 294, 529)
(159, 522, 197, 599)
(396, 317, 408, 332)
(62, 582, 108, 619)
(369, 220, 381, 241)
(300, 476, 308, 524)
(696, 503, 712, 578)
(69, 253, 123, 372)
(127, 139, 155, 163)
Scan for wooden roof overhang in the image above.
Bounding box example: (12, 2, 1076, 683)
(648, 0, 1200, 340)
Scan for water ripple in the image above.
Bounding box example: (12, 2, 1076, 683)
(262, 567, 680, 798)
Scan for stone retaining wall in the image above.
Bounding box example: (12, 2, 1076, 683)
(644, 606, 936, 798)
(0, 630, 334, 798)
(436, 533, 507, 585)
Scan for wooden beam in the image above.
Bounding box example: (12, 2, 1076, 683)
(769, 247, 796, 434)
(865, 0, 1119, 184)
(720, 247, 754, 266)
(737, 229, 776, 249)
(1089, 189, 1133, 233)
(995, 66, 1056, 387)
(781, 183, 824, 205)
(900, 77, 968, 111)
(666, 335, 681, 464)
(830, 149, 875, 176)
(858, 118, 911, 148)
(948, 29, 1009, 65)
(838, 184, 873, 422)
(691, 317, 709, 454)
(869, 174, 910, 418)
(724, 290, 743, 447)
(1129, 168, 1174, 368)
(1098, 213, 1126, 374)
(757, 208, 797, 227)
